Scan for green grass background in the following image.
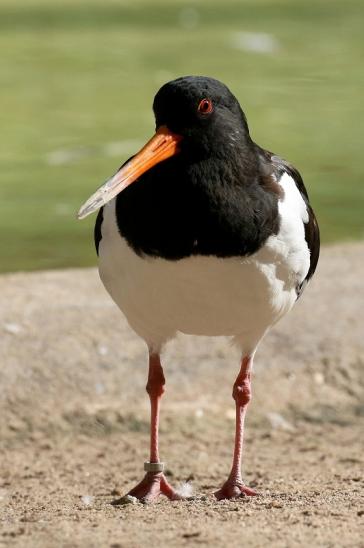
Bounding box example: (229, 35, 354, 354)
(1, 0, 363, 273)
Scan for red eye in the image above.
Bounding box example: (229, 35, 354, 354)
(197, 98, 213, 114)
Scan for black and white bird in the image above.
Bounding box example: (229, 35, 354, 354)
(78, 76, 320, 503)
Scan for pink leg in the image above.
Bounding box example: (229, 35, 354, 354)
(113, 353, 181, 504)
(215, 355, 258, 500)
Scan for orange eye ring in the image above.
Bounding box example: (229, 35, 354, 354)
(197, 98, 213, 115)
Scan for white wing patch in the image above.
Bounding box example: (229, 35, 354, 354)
(278, 171, 309, 223)
(274, 172, 310, 284)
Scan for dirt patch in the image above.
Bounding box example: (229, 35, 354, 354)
(1, 243, 363, 547)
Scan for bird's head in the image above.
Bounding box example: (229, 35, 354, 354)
(78, 76, 251, 219)
(153, 76, 250, 158)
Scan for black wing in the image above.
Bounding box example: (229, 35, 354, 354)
(94, 207, 104, 255)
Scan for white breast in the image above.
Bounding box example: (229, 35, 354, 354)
(98, 172, 310, 354)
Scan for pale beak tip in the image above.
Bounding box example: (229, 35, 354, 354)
(77, 194, 102, 220)
(77, 204, 92, 220)
(77, 208, 85, 220)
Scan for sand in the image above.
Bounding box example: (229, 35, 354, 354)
(0, 243, 363, 547)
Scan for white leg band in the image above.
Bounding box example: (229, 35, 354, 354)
(144, 461, 164, 472)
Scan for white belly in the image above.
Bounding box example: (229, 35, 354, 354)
(98, 173, 310, 353)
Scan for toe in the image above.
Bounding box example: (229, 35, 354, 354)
(214, 481, 258, 500)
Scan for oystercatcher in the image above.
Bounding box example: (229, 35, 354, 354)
(78, 76, 320, 502)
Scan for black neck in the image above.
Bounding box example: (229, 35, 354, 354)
(115, 146, 280, 260)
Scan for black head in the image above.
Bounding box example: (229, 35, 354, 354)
(153, 76, 251, 159)
(88, 75, 281, 261)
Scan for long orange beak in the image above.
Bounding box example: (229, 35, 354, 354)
(77, 125, 183, 219)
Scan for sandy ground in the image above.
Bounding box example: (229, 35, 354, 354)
(0, 243, 363, 547)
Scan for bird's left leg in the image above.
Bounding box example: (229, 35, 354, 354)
(214, 355, 258, 500)
(115, 352, 181, 504)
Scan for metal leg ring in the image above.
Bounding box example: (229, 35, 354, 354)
(144, 461, 165, 472)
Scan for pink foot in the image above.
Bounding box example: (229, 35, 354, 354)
(113, 472, 182, 504)
(214, 479, 258, 500)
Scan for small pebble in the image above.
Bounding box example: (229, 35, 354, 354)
(113, 495, 138, 506)
(182, 532, 201, 539)
(272, 501, 283, 508)
(266, 500, 283, 509)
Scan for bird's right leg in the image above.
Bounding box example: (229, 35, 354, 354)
(113, 352, 181, 504)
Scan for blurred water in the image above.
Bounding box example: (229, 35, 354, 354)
(1, 0, 363, 273)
